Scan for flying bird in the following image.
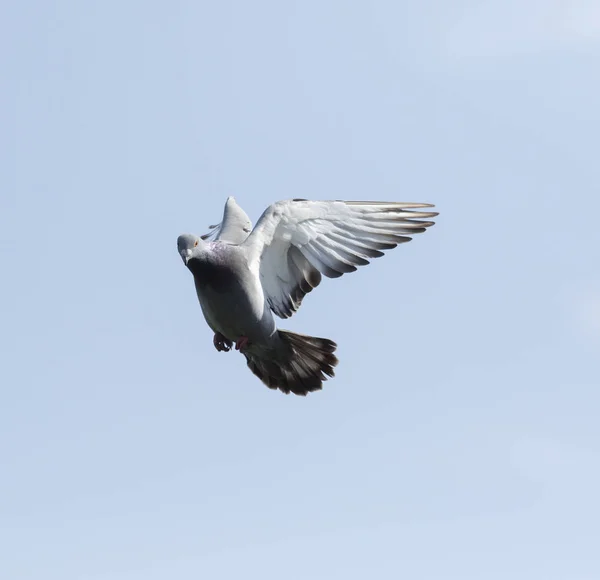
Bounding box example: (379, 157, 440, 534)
(177, 197, 437, 396)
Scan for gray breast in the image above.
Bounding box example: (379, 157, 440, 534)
(187, 257, 238, 293)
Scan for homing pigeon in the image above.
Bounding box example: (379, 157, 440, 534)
(177, 197, 437, 395)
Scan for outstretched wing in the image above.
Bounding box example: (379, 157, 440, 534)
(201, 197, 253, 244)
(242, 199, 438, 319)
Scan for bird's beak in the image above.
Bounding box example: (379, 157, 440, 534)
(181, 249, 193, 264)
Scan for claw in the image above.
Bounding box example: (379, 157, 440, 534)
(213, 332, 233, 352)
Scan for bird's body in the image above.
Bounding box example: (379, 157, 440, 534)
(188, 240, 275, 351)
(177, 197, 437, 395)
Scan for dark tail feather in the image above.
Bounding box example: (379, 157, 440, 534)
(244, 330, 338, 396)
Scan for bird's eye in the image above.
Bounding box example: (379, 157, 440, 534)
(194, 240, 199, 247)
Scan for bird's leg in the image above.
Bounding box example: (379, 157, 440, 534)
(213, 332, 233, 352)
(235, 336, 250, 352)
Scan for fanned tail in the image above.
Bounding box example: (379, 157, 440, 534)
(244, 330, 338, 396)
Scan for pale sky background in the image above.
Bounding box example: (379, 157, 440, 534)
(2, 1, 600, 579)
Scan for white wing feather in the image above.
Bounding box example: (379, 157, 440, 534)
(201, 196, 253, 244)
(242, 199, 438, 319)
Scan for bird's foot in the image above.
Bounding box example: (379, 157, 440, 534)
(235, 336, 250, 352)
(213, 332, 233, 352)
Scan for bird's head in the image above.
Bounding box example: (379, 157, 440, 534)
(177, 234, 203, 266)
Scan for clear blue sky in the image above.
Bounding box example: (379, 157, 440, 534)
(2, 1, 599, 579)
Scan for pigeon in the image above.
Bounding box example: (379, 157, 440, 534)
(177, 197, 437, 396)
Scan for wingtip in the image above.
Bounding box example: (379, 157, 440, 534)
(341, 200, 437, 209)
(399, 202, 436, 208)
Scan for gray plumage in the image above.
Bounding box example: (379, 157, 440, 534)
(200, 196, 253, 244)
(177, 196, 437, 395)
